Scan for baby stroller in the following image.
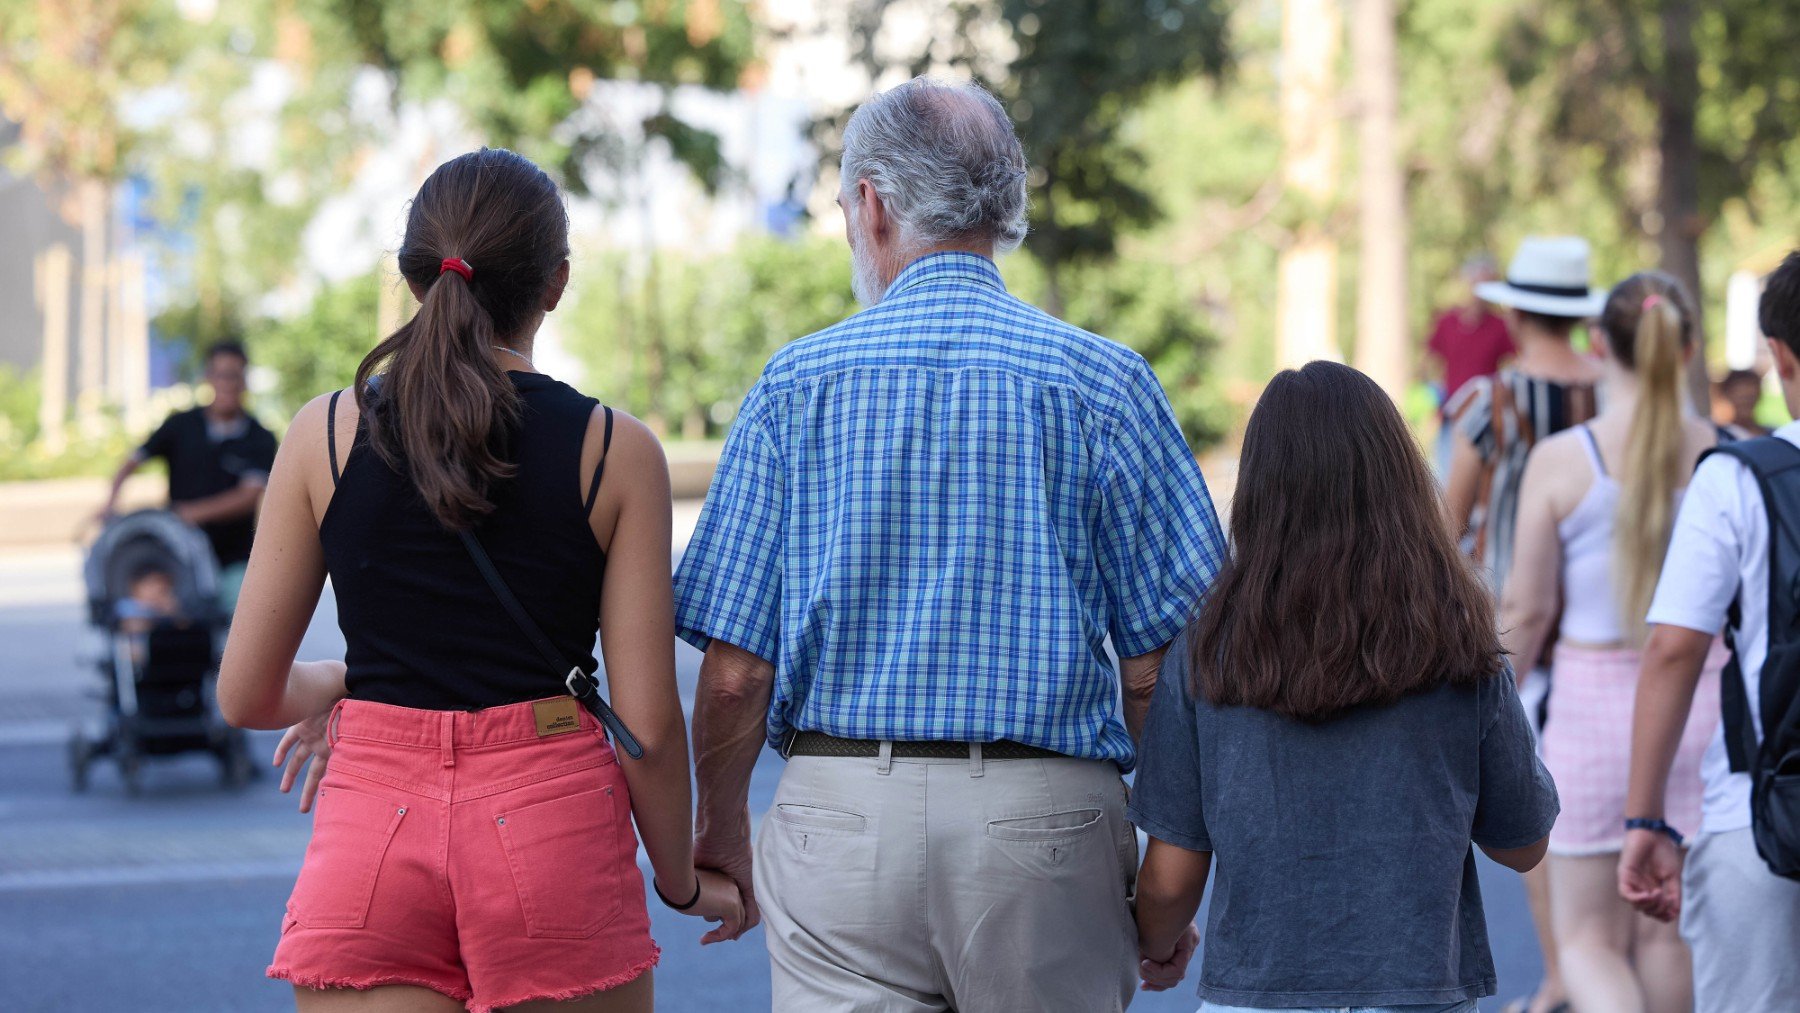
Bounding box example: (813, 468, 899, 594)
(70, 509, 253, 793)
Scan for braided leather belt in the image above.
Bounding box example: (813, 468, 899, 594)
(784, 731, 1064, 760)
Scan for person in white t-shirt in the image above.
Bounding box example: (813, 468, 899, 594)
(1621, 250, 1800, 1012)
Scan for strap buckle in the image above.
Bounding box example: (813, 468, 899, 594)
(566, 667, 593, 700)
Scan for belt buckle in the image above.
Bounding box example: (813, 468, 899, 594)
(779, 728, 798, 759)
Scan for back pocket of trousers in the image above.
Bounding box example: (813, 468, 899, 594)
(289, 785, 408, 929)
(495, 786, 624, 938)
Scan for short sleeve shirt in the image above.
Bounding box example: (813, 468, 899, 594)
(1129, 633, 1558, 1007)
(1645, 422, 1800, 832)
(138, 407, 278, 565)
(673, 252, 1226, 769)
(1428, 308, 1515, 404)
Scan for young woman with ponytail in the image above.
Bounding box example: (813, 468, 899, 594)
(218, 149, 742, 1013)
(1499, 272, 1725, 1013)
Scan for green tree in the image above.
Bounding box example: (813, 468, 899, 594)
(567, 235, 856, 438)
(1431, 0, 1800, 400)
(292, 0, 755, 193)
(835, 0, 1231, 314)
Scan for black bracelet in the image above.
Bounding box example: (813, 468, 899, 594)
(654, 874, 702, 911)
(1625, 817, 1685, 847)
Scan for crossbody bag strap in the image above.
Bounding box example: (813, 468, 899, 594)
(457, 529, 644, 759)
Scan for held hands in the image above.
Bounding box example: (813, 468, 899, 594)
(1618, 828, 1684, 922)
(1139, 923, 1199, 992)
(695, 807, 762, 944)
(670, 867, 748, 945)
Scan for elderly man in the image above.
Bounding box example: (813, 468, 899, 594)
(675, 78, 1224, 1011)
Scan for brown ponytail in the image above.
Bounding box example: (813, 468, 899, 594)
(355, 148, 570, 530)
(1599, 271, 1696, 644)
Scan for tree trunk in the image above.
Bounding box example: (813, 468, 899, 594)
(76, 177, 111, 429)
(1657, 0, 1707, 410)
(1352, 0, 1408, 398)
(117, 250, 151, 433)
(34, 243, 74, 452)
(1276, 0, 1343, 370)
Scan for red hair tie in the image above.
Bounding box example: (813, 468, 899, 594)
(439, 257, 474, 282)
(1642, 293, 1665, 310)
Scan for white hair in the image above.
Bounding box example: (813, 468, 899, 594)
(840, 78, 1029, 255)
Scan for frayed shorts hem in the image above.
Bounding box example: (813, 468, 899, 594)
(466, 946, 660, 1013)
(267, 965, 475, 1003)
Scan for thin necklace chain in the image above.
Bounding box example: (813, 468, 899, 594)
(491, 345, 534, 368)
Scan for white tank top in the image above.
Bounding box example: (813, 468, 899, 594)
(1562, 426, 1634, 640)
(1557, 426, 1684, 643)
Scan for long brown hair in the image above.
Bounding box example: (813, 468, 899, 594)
(1598, 271, 1696, 643)
(1189, 361, 1502, 721)
(355, 148, 570, 530)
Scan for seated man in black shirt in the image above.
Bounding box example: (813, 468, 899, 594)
(101, 341, 279, 609)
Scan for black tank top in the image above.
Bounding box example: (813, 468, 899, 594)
(320, 372, 611, 710)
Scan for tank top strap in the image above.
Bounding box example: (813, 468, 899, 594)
(583, 406, 615, 516)
(1577, 424, 1608, 478)
(327, 389, 343, 487)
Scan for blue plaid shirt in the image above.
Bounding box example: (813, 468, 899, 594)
(673, 252, 1224, 768)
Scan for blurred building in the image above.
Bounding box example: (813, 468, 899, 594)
(0, 120, 155, 449)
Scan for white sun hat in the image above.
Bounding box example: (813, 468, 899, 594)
(1475, 236, 1608, 318)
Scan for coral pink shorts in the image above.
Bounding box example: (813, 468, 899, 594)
(268, 697, 658, 1012)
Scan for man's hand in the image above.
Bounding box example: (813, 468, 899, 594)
(694, 807, 759, 944)
(273, 710, 333, 813)
(1139, 923, 1199, 992)
(1618, 828, 1683, 922)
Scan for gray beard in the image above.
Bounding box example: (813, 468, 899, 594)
(851, 244, 888, 308)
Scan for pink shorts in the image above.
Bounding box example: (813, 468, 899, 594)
(268, 697, 658, 1012)
(1543, 642, 1724, 855)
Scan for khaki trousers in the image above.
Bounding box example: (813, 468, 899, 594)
(754, 748, 1140, 1012)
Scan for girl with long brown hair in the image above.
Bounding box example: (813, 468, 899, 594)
(1499, 272, 1724, 1013)
(1131, 361, 1558, 1011)
(218, 149, 741, 1013)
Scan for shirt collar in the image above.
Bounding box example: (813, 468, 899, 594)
(885, 251, 1006, 299)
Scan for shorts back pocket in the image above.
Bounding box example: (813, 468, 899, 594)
(495, 786, 625, 938)
(289, 785, 408, 929)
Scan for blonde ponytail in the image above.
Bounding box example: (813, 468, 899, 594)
(1610, 278, 1693, 643)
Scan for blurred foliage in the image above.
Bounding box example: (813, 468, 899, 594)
(290, 0, 755, 193)
(0, 364, 42, 449)
(0, 362, 141, 480)
(564, 233, 1230, 448)
(831, 0, 1231, 312)
(0, 0, 187, 183)
(242, 271, 387, 419)
(567, 235, 856, 439)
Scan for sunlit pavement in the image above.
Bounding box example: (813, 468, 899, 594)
(0, 539, 1540, 1011)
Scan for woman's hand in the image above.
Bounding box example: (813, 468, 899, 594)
(273, 708, 333, 813)
(678, 867, 746, 944)
(1139, 923, 1199, 992)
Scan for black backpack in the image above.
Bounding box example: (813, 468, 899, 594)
(1707, 436, 1800, 880)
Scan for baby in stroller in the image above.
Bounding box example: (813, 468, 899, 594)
(116, 563, 188, 664)
(71, 509, 253, 793)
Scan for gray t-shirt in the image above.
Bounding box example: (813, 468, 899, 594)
(1128, 632, 1558, 1009)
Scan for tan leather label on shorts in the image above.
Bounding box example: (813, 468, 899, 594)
(533, 697, 582, 737)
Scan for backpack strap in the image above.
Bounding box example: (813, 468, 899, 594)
(1701, 437, 1800, 773)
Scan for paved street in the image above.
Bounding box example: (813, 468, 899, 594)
(0, 540, 1543, 1012)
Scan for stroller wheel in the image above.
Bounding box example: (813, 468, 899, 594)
(67, 727, 91, 793)
(118, 725, 143, 795)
